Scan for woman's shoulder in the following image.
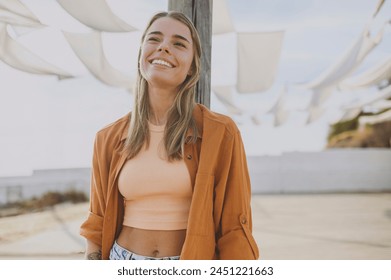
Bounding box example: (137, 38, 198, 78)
(196, 104, 239, 136)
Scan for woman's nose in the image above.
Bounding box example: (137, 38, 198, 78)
(158, 41, 170, 53)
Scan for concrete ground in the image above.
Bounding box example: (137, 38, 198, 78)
(252, 193, 391, 259)
(0, 193, 390, 259)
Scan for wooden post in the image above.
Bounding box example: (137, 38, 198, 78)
(168, 0, 212, 108)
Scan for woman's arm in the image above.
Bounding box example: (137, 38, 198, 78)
(216, 130, 259, 259)
(85, 239, 102, 260)
(80, 134, 107, 258)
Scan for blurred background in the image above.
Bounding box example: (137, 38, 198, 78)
(0, 0, 390, 259)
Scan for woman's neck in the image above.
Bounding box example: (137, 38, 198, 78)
(148, 87, 176, 126)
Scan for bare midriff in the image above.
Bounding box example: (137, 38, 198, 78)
(117, 226, 186, 258)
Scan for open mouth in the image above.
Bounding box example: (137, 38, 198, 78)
(151, 59, 174, 68)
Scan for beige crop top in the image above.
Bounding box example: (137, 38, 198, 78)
(118, 122, 192, 230)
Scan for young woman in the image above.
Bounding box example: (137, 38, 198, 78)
(80, 11, 259, 260)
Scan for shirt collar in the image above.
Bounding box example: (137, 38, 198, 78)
(186, 103, 203, 140)
(120, 113, 131, 142)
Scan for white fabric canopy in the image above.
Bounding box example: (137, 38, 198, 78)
(212, 0, 235, 35)
(305, 87, 333, 124)
(57, 0, 137, 32)
(63, 31, 134, 89)
(306, 106, 326, 124)
(0, 0, 43, 27)
(237, 31, 284, 93)
(297, 25, 385, 91)
(297, 32, 364, 90)
(339, 55, 391, 90)
(302, 23, 386, 124)
(373, 0, 386, 17)
(308, 86, 334, 107)
(331, 108, 362, 124)
(266, 86, 289, 126)
(0, 23, 72, 79)
(333, 86, 391, 124)
(250, 115, 262, 125)
(358, 108, 391, 127)
(212, 86, 243, 115)
(365, 99, 391, 112)
(344, 84, 391, 110)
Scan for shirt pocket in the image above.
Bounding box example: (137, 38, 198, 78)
(188, 172, 215, 236)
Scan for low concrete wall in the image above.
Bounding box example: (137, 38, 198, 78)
(248, 149, 391, 194)
(0, 168, 90, 204)
(0, 149, 390, 203)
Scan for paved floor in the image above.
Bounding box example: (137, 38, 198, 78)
(252, 193, 391, 259)
(0, 193, 390, 259)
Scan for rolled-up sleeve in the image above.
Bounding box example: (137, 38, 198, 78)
(80, 212, 103, 246)
(80, 134, 107, 247)
(216, 131, 259, 259)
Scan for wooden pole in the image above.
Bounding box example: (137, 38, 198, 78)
(168, 0, 212, 108)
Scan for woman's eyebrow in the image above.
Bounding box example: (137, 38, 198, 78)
(147, 31, 191, 43)
(173, 34, 191, 43)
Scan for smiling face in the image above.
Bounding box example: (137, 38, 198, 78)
(139, 17, 195, 92)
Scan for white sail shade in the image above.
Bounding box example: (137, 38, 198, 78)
(63, 31, 134, 89)
(57, 0, 137, 32)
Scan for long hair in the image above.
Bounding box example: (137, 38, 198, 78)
(123, 11, 202, 161)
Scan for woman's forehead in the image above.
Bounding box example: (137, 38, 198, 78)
(146, 17, 192, 43)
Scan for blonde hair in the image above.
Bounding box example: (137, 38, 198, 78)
(123, 11, 202, 161)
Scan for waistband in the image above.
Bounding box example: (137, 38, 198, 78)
(110, 241, 180, 260)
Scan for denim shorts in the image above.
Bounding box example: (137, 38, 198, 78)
(109, 241, 180, 260)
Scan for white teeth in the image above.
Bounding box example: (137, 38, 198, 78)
(152, 59, 173, 68)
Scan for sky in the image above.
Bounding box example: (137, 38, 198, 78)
(0, 0, 390, 177)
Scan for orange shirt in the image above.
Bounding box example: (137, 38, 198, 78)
(80, 104, 259, 259)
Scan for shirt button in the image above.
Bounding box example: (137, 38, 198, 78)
(241, 217, 247, 224)
(187, 154, 192, 160)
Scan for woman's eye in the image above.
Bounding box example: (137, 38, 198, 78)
(174, 42, 186, 48)
(148, 37, 159, 42)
